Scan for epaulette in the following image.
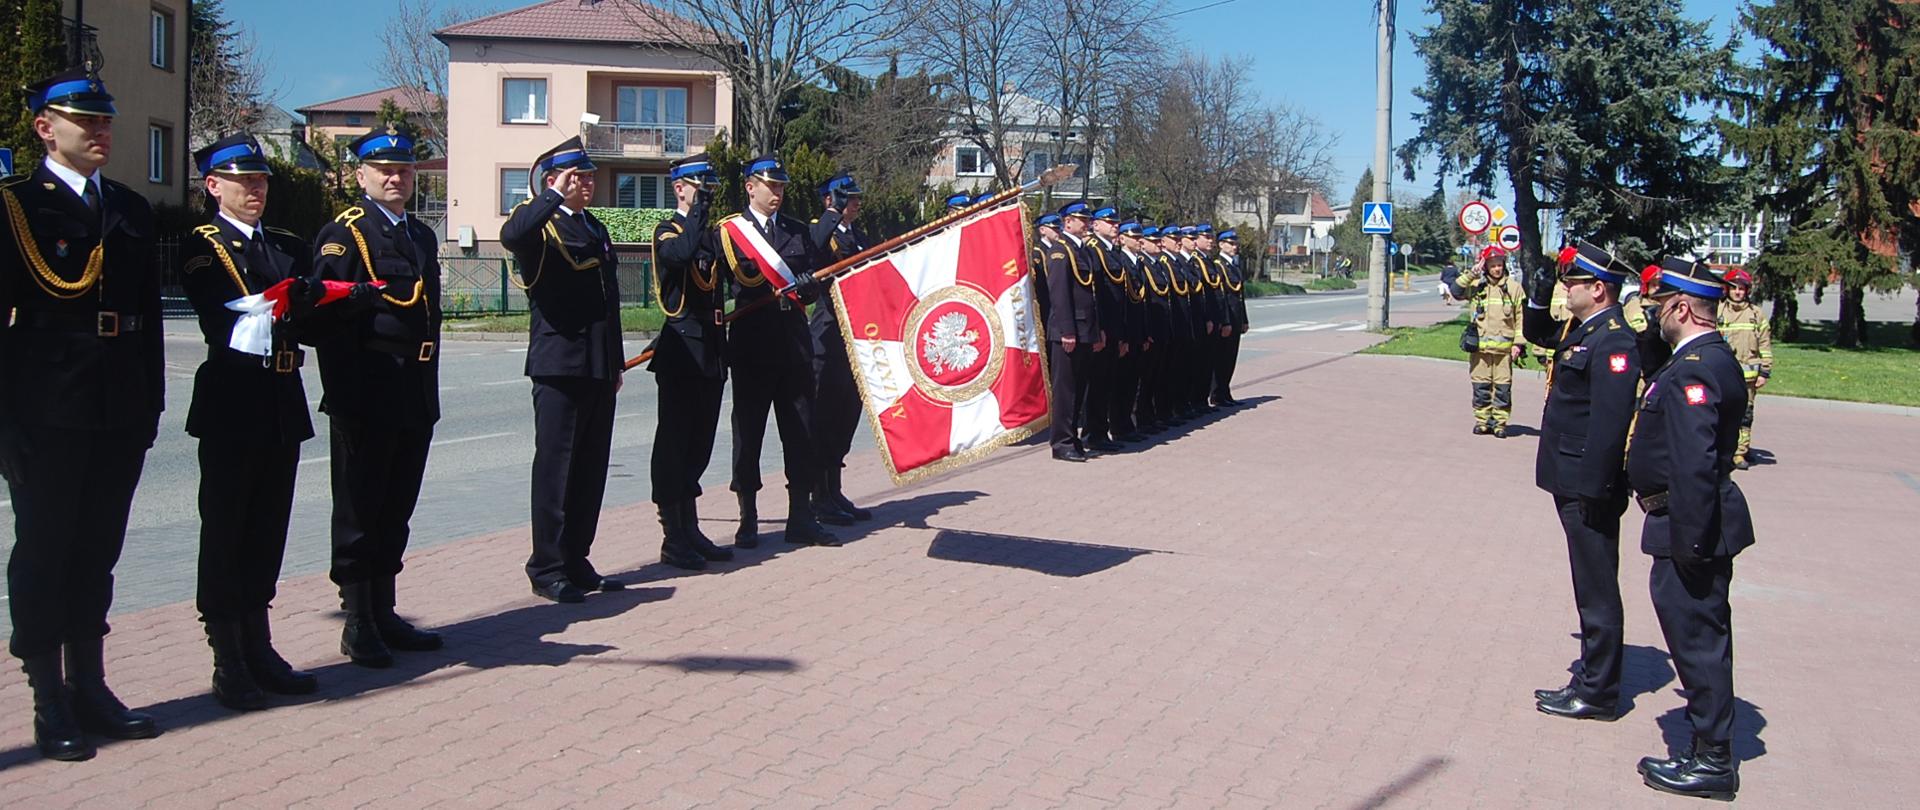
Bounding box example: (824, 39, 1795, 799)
(0, 174, 29, 190)
(334, 205, 366, 225)
(192, 224, 222, 239)
(716, 213, 742, 225)
(1683, 353, 1701, 361)
(656, 220, 684, 240)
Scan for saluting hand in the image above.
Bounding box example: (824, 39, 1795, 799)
(554, 167, 588, 208)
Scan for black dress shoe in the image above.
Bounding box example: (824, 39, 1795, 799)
(660, 543, 709, 571)
(242, 611, 318, 695)
(64, 641, 159, 739)
(1052, 447, 1089, 462)
(375, 614, 444, 652)
(340, 616, 393, 669)
(785, 519, 843, 546)
(1533, 684, 1575, 703)
(677, 500, 735, 561)
(22, 653, 93, 761)
(812, 496, 857, 526)
(1536, 691, 1617, 721)
(1641, 743, 1738, 801)
(533, 580, 587, 604)
(1089, 438, 1123, 452)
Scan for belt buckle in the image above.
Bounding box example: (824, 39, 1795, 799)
(96, 311, 120, 337)
(275, 350, 297, 373)
(417, 342, 436, 362)
(712, 309, 724, 326)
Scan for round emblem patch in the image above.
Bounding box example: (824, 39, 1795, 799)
(902, 285, 1005, 403)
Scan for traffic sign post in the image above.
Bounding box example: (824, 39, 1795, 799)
(1361, 202, 1394, 235)
(0, 148, 13, 177)
(1497, 225, 1522, 251)
(1457, 200, 1492, 235)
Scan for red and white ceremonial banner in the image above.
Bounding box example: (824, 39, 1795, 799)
(831, 202, 1050, 484)
(720, 215, 800, 291)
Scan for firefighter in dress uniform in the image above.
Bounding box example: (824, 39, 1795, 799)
(1627, 258, 1755, 801)
(1, 69, 164, 762)
(1213, 230, 1250, 406)
(499, 137, 631, 603)
(182, 134, 324, 710)
(1086, 207, 1135, 448)
(309, 126, 446, 668)
(645, 154, 736, 569)
(807, 172, 873, 525)
(1045, 203, 1104, 461)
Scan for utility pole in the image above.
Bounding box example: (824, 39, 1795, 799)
(1367, 0, 1394, 330)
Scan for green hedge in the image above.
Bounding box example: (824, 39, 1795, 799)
(1245, 280, 1307, 297)
(588, 208, 675, 244)
(1308, 276, 1357, 291)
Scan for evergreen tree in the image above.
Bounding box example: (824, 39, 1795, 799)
(188, 0, 265, 149)
(2, 0, 67, 174)
(1721, 0, 1920, 347)
(1401, 0, 1739, 282)
(1331, 169, 1375, 273)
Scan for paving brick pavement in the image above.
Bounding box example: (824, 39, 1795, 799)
(1, 323, 1916, 808)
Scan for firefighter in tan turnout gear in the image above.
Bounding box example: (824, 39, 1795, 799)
(1715, 267, 1772, 469)
(1457, 247, 1528, 437)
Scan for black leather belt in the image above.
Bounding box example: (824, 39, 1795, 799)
(1636, 490, 1670, 515)
(366, 338, 437, 362)
(16, 311, 145, 336)
(208, 346, 304, 373)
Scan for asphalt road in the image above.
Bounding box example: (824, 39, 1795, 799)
(0, 277, 1502, 630)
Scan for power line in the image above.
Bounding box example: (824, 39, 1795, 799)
(1165, 0, 1243, 19)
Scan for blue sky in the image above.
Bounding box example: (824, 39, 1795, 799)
(249, 0, 1750, 199)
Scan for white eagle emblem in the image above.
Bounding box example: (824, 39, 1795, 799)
(921, 311, 980, 375)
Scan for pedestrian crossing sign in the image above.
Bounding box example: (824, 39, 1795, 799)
(0, 148, 13, 177)
(1361, 202, 1393, 234)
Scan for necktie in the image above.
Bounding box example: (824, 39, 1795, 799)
(82, 179, 101, 215)
(245, 230, 271, 278)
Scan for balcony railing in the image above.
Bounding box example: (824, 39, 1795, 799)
(581, 123, 719, 160)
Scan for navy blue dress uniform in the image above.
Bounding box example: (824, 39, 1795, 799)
(1519, 240, 1640, 722)
(1189, 225, 1229, 409)
(807, 172, 873, 526)
(1627, 259, 1754, 801)
(1113, 221, 1154, 435)
(1081, 207, 1129, 450)
(0, 71, 163, 760)
(499, 137, 629, 603)
(647, 154, 736, 570)
(182, 134, 322, 710)
(1030, 213, 1062, 325)
(1044, 204, 1102, 461)
(309, 127, 445, 667)
(1212, 230, 1250, 406)
(1154, 229, 1196, 422)
(721, 154, 838, 546)
(1133, 226, 1177, 430)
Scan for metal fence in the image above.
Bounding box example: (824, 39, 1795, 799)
(158, 239, 657, 320)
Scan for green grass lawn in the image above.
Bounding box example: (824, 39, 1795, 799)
(1246, 279, 1307, 297)
(444, 305, 668, 334)
(1365, 315, 1920, 407)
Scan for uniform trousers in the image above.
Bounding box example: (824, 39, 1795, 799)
(1554, 494, 1627, 705)
(197, 437, 300, 622)
(328, 416, 432, 585)
(1469, 350, 1515, 425)
(1737, 379, 1759, 457)
(6, 425, 153, 658)
(1084, 347, 1116, 442)
(652, 373, 724, 504)
(526, 377, 617, 588)
(1133, 346, 1162, 428)
(1109, 348, 1139, 437)
(730, 359, 817, 494)
(1049, 342, 1089, 452)
(1213, 333, 1241, 403)
(811, 331, 864, 474)
(1162, 337, 1192, 415)
(1649, 555, 1736, 744)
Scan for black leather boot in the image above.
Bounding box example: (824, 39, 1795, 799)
(1641, 739, 1738, 800)
(22, 653, 91, 761)
(682, 499, 733, 561)
(339, 582, 394, 668)
(205, 621, 268, 711)
(784, 487, 842, 546)
(372, 578, 442, 652)
(64, 638, 159, 739)
(243, 609, 318, 695)
(659, 502, 708, 570)
(735, 491, 760, 549)
(828, 468, 872, 521)
(811, 474, 857, 526)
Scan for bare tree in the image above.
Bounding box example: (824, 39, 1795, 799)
(377, 0, 477, 154)
(188, 0, 274, 149)
(615, 0, 921, 153)
(1024, 0, 1169, 206)
(900, 0, 1040, 190)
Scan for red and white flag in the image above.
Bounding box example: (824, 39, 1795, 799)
(720, 215, 800, 291)
(831, 202, 1050, 484)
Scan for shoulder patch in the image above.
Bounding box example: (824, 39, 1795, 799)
(1049, 252, 1066, 260)
(320, 243, 348, 257)
(1684, 384, 1708, 405)
(1608, 353, 1629, 373)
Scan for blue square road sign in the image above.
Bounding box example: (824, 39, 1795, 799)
(1361, 201, 1393, 234)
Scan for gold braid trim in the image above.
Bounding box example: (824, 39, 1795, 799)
(1067, 243, 1093, 287)
(1199, 256, 1224, 289)
(718, 215, 766, 288)
(337, 206, 425, 307)
(1223, 259, 1244, 292)
(193, 224, 250, 296)
(1143, 255, 1170, 296)
(1095, 246, 1126, 284)
(4, 186, 103, 299)
(1167, 257, 1189, 295)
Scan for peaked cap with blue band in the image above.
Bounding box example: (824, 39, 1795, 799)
(195, 133, 273, 176)
(25, 69, 115, 117)
(1118, 221, 1141, 235)
(1558, 239, 1628, 284)
(818, 172, 864, 198)
(534, 136, 595, 175)
(668, 153, 716, 183)
(1218, 229, 1238, 243)
(946, 192, 973, 209)
(350, 126, 417, 164)
(1059, 201, 1092, 219)
(972, 191, 995, 205)
(744, 153, 788, 183)
(1035, 213, 1062, 229)
(1092, 206, 1119, 222)
(1648, 257, 1725, 300)
(1193, 223, 1214, 235)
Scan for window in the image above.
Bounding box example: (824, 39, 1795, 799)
(615, 173, 667, 209)
(955, 146, 993, 177)
(502, 78, 548, 124)
(1232, 195, 1259, 214)
(150, 9, 173, 70)
(500, 168, 530, 214)
(147, 125, 170, 184)
(346, 114, 363, 125)
(617, 86, 689, 152)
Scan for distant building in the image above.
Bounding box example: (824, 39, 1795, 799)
(1269, 190, 1338, 264)
(252, 104, 324, 171)
(925, 92, 1105, 204)
(435, 0, 734, 252)
(295, 85, 440, 157)
(1695, 216, 1766, 269)
(58, 0, 191, 208)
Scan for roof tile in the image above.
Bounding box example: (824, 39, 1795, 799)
(435, 0, 725, 46)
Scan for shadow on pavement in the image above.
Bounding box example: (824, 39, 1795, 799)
(590, 655, 800, 674)
(925, 529, 1157, 577)
(1560, 643, 1676, 715)
(1656, 697, 1769, 764)
(1348, 756, 1450, 809)
(1501, 423, 1542, 437)
(0, 583, 680, 770)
